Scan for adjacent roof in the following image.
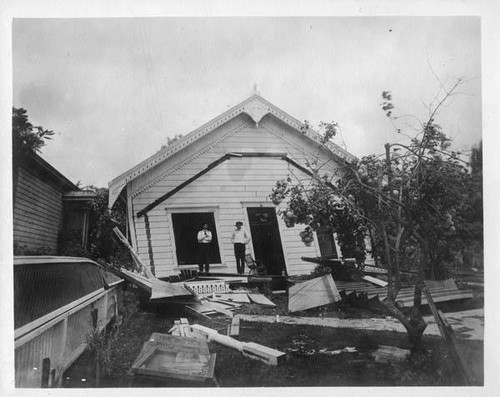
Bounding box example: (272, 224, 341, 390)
(63, 190, 98, 202)
(25, 152, 79, 192)
(108, 93, 357, 208)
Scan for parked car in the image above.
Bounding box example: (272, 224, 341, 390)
(14, 256, 123, 388)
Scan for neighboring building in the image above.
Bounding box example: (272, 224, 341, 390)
(108, 94, 357, 277)
(13, 153, 96, 255)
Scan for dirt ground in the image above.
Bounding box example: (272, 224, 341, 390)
(62, 285, 484, 388)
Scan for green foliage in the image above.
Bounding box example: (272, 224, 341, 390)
(58, 187, 134, 267)
(12, 107, 54, 163)
(270, 175, 367, 261)
(86, 323, 119, 377)
(271, 80, 482, 353)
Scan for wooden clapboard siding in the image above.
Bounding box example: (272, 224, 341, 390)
(128, 114, 345, 277)
(133, 157, 331, 277)
(13, 166, 64, 253)
(129, 114, 251, 196)
(130, 116, 335, 204)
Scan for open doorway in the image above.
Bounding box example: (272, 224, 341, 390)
(247, 207, 286, 275)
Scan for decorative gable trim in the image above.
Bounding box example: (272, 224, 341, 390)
(131, 121, 248, 199)
(109, 93, 357, 208)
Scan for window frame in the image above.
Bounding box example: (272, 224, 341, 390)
(166, 206, 224, 268)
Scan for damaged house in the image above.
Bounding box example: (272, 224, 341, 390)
(108, 94, 356, 277)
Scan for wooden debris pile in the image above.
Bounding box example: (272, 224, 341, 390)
(103, 228, 195, 302)
(184, 288, 277, 321)
(166, 318, 285, 366)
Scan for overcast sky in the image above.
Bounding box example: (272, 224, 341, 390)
(13, 17, 481, 188)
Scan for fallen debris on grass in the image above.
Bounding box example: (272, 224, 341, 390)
(372, 345, 409, 363)
(189, 323, 286, 366)
(288, 274, 341, 313)
(130, 332, 216, 384)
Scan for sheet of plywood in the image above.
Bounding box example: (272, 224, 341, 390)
(248, 294, 276, 307)
(288, 274, 341, 313)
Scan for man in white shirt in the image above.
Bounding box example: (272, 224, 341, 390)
(197, 223, 212, 273)
(231, 221, 250, 274)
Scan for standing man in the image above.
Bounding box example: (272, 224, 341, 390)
(231, 221, 250, 274)
(197, 223, 212, 273)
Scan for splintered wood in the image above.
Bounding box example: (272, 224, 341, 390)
(288, 274, 341, 313)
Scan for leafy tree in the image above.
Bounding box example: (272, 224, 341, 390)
(12, 107, 54, 201)
(59, 186, 132, 266)
(271, 79, 479, 354)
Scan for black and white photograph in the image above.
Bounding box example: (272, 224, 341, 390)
(1, 0, 498, 394)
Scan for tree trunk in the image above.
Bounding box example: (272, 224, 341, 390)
(381, 298, 427, 355)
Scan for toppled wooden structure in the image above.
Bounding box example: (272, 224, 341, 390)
(335, 278, 474, 308)
(130, 332, 216, 384)
(103, 228, 195, 302)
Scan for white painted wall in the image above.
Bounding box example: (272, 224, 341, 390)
(130, 115, 343, 277)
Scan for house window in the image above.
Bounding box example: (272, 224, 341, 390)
(171, 212, 221, 266)
(316, 226, 338, 258)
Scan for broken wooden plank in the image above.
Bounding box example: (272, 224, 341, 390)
(361, 275, 388, 287)
(229, 315, 240, 336)
(190, 324, 285, 366)
(200, 301, 234, 318)
(206, 297, 241, 308)
(185, 305, 212, 322)
(217, 293, 250, 303)
(424, 287, 471, 385)
(288, 274, 341, 313)
(118, 268, 152, 292)
(248, 293, 276, 307)
(113, 227, 154, 278)
(150, 278, 193, 300)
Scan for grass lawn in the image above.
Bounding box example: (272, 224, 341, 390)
(62, 287, 483, 388)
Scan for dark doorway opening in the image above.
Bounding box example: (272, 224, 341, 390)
(316, 226, 338, 258)
(247, 207, 286, 275)
(171, 212, 221, 266)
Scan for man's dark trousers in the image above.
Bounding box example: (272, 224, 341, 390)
(234, 243, 246, 274)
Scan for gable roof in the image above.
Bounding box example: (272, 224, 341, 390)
(25, 152, 79, 192)
(108, 93, 356, 208)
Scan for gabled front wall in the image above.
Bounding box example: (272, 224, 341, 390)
(129, 114, 344, 277)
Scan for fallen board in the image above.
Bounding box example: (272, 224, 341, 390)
(200, 301, 234, 317)
(185, 305, 213, 321)
(288, 274, 341, 313)
(229, 315, 240, 336)
(206, 297, 241, 308)
(248, 294, 276, 307)
(217, 293, 250, 303)
(150, 278, 194, 300)
(362, 275, 388, 287)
